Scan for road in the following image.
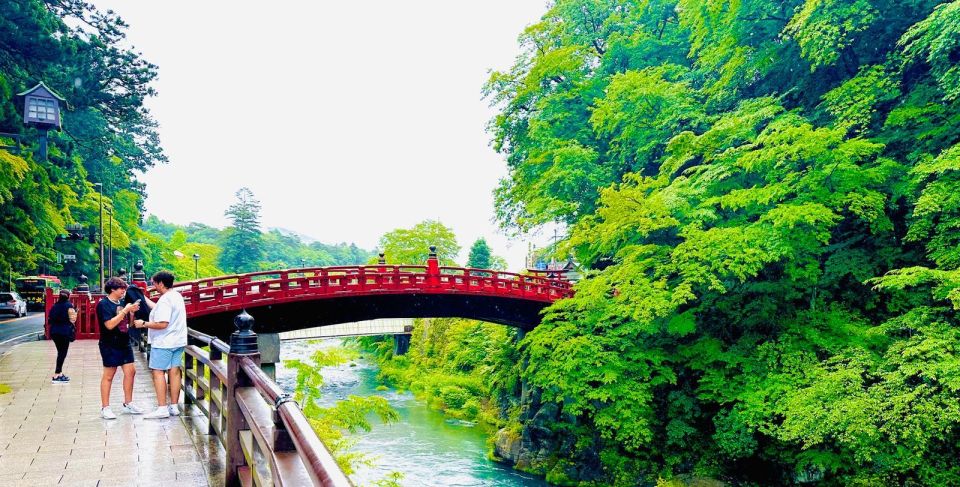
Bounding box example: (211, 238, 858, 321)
(0, 312, 46, 356)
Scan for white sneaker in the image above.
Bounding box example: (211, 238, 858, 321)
(168, 405, 180, 416)
(144, 406, 170, 419)
(101, 407, 117, 420)
(121, 403, 144, 414)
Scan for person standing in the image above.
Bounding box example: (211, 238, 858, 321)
(48, 289, 76, 383)
(97, 277, 144, 419)
(134, 270, 187, 419)
(123, 276, 150, 347)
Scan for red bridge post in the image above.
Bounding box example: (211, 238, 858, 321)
(426, 245, 440, 288)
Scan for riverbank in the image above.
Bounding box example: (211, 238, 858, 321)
(277, 337, 547, 486)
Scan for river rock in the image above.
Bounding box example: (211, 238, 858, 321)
(493, 428, 522, 463)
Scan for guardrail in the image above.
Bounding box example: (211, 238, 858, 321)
(43, 289, 104, 340)
(45, 249, 576, 340)
(155, 250, 573, 319)
(183, 310, 350, 487)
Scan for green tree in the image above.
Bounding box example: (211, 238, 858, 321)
(219, 187, 263, 273)
(466, 238, 492, 269)
(479, 0, 960, 484)
(0, 0, 163, 280)
(375, 220, 460, 266)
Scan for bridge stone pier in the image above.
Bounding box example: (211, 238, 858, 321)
(393, 333, 411, 355)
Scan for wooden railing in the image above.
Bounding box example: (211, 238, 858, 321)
(155, 253, 573, 320)
(44, 289, 105, 339)
(46, 248, 576, 339)
(183, 311, 350, 487)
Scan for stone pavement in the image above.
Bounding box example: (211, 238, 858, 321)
(0, 340, 224, 486)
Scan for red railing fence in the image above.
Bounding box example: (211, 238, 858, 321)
(48, 247, 574, 339)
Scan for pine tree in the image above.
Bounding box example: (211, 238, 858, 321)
(467, 238, 492, 269)
(219, 187, 263, 272)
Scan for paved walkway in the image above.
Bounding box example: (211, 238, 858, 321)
(0, 340, 223, 486)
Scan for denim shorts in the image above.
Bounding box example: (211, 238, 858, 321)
(149, 346, 185, 370)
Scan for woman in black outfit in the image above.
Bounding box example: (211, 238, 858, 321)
(48, 289, 75, 383)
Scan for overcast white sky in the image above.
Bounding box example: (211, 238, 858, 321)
(89, 1, 554, 269)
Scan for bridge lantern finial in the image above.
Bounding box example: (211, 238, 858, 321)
(230, 309, 259, 354)
(426, 246, 440, 285)
(378, 252, 386, 265)
(74, 274, 90, 294)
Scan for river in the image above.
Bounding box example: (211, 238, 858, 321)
(275, 338, 548, 487)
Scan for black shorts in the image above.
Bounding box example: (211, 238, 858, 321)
(99, 342, 135, 368)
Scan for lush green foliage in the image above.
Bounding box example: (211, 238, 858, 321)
(484, 0, 960, 484)
(0, 0, 162, 286)
(284, 343, 401, 483)
(361, 318, 522, 427)
(141, 214, 374, 279)
(375, 219, 461, 266)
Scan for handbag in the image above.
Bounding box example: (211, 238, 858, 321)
(67, 308, 77, 342)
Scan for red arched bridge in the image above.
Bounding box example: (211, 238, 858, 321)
(42, 250, 575, 485)
(50, 251, 574, 340)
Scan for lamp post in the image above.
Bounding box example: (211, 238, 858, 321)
(94, 182, 104, 292)
(12, 82, 66, 162)
(108, 208, 114, 278)
(193, 254, 200, 280)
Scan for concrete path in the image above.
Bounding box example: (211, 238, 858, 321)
(0, 340, 223, 486)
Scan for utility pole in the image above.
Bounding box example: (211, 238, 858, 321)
(94, 182, 104, 291)
(108, 209, 113, 277)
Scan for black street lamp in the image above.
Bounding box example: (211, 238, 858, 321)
(193, 253, 200, 279)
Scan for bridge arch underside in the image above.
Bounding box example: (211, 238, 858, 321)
(186, 293, 550, 340)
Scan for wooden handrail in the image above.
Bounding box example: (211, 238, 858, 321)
(189, 328, 231, 354)
(182, 311, 351, 487)
(239, 355, 283, 404)
(239, 356, 350, 487)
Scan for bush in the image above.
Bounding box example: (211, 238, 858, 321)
(440, 385, 470, 409)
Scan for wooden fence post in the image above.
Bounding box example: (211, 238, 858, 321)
(225, 310, 261, 487)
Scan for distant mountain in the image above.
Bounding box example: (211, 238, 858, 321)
(268, 227, 320, 244)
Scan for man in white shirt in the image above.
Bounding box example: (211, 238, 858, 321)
(133, 270, 188, 419)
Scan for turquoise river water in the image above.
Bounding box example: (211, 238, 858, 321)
(275, 338, 548, 487)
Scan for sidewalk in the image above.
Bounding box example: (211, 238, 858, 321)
(0, 340, 222, 486)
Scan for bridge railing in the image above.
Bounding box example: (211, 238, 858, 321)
(183, 312, 350, 487)
(437, 266, 572, 299)
(156, 264, 572, 318)
(51, 260, 574, 338)
(43, 288, 104, 339)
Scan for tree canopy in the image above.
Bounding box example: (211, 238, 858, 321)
(376, 220, 461, 266)
(219, 187, 263, 273)
(485, 0, 960, 483)
(0, 0, 162, 285)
